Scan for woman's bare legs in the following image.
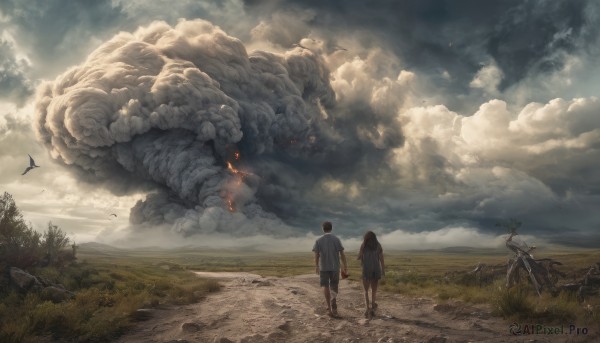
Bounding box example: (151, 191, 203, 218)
(362, 279, 371, 317)
(370, 279, 379, 313)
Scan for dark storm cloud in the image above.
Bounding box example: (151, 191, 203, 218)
(34, 20, 403, 237)
(245, 0, 598, 105)
(0, 0, 248, 80)
(0, 0, 126, 77)
(11, 0, 599, 247)
(0, 39, 33, 106)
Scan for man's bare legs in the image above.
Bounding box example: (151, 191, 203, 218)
(323, 286, 332, 314)
(330, 282, 339, 314)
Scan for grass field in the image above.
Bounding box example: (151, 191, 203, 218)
(2, 242, 598, 342)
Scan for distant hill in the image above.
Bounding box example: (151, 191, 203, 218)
(79, 242, 125, 255)
(77, 242, 265, 256)
(393, 246, 507, 255)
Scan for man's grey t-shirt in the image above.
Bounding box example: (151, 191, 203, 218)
(312, 233, 344, 272)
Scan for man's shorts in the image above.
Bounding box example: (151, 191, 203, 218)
(319, 270, 340, 287)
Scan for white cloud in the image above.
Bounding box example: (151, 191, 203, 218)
(100, 225, 542, 252)
(469, 61, 504, 95)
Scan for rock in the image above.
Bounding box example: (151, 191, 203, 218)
(240, 334, 264, 343)
(358, 318, 369, 326)
(427, 335, 447, 343)
(267, 330, 287, 340)
(9, 267, 42, 291)
(130, 309, 154, 321)
(181, 322, 202, 333)
(277, 321, 291, 331)
(319, 332, 332, 340)
(213, 337, 234, 343)
(333, 323, 346, 331)
(291, 289, 298, 295)
(251, 280, 272, 287)
(433, 303, 454, 313)
(37, 275, 53, 287)
(40, 286, 75, 303)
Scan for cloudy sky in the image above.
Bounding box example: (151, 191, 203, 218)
(1, 0, 599, 250)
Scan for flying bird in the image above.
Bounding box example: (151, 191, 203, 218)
(22, 154, 40, 175)
(333, 45, 347, 51)
(109, 213, 117, 217)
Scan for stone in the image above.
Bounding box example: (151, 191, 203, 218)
(277, 321, 291, 331)
(267, 330, 287, 340)
(427, 336, 447, 343)
(9, 267, 41, 291)
(213, 337, 234, 343)
(40, 286, 75, 303)
(181, 322, 202, 333)
(240, 334, 264, 343)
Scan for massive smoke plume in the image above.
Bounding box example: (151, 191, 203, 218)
(33, 19, 399, 236)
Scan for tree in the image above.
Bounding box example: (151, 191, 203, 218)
(43, 222, 70, 266)
(0, 192, 43, 268)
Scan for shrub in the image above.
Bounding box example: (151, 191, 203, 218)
(493, 286, 535, 319)
(0, 192, 43, 269)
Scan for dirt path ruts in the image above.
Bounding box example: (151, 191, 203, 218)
(115, 272, 594, 343)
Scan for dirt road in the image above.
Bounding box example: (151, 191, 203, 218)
(116, 272, 591, 343)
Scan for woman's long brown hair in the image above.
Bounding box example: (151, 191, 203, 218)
(362, 230, 379, 251)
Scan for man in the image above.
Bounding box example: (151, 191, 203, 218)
(312, 221, 348, 317)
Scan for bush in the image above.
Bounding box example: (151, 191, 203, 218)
(0, 192, 43, 269)
(43, 222, 70, 266)
(1, 192, 72, 269)
(493, 286, 535, 319)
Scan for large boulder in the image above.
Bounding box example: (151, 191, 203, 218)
(40, 286, 75, 303)
(9, 267, 42, 291)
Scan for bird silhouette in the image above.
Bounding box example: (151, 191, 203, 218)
(22, 154, 40, 175)
(109, 213, 117, 217)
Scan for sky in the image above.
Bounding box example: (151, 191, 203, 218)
(1, 0, 599, 251)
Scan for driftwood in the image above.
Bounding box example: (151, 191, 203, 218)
(451, 227, 599, 301)
(504, 233, 565, 296)
(468, 262, 506, 287)
(559, 263, 600, 302)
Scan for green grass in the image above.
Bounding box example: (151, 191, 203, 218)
(0, 253, 220, 343)
(3, 244, 597, 341)
(375, 249, 600, 330)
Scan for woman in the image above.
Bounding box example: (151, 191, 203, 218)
(357, 231, 385, 318)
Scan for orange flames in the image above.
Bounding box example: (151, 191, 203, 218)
(226, 196, 236, 212)
(224, 150, 245, 212)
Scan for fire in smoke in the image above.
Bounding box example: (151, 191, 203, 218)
(224, 149, 250, 212)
